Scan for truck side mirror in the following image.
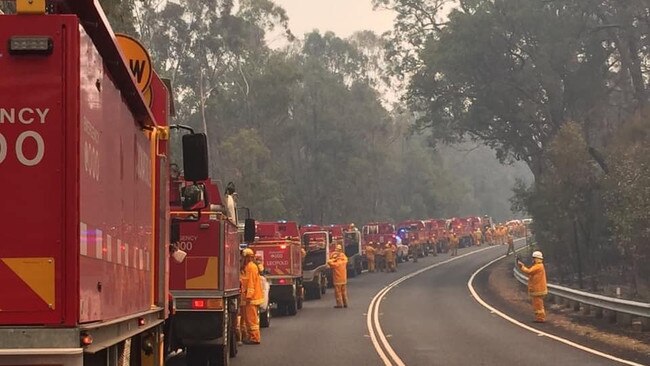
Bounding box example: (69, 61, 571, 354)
(182, 133, 209, 182)
(244, 218, 256, 243)
(170, 220, 180, 244)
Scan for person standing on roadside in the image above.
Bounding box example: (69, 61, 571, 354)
(384, 243, 397, 272)
(505, 234, 515, 256)
(328, 245, 349, 308)
(366, 243, 376, 273)
(449, 233, 459, 257)
(517, 251, 548, 323)
(241, 248, 264, 344)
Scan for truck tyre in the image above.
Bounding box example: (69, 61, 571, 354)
(321, 276, 328, 293)
(186, 347, 209, 366)
(313, 285, 322, 300)
(348, 266, 357, 278)
(260, 307, 271, 327)
(287, 298, 298, 316)
(211, 308, 230, 366)
(297, 287, 304, 309)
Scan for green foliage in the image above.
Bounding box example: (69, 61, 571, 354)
(117, 0, 524, 227)
(98, 0, 136, 34)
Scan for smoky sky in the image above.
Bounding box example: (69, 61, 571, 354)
(273, 0, 396, 38)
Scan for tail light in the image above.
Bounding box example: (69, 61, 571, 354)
(191, 298, 224, 310)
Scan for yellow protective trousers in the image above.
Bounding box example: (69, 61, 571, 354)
(368, 258, 376, 272)
(334, 284, 348, 307)
(531, 296, 546, 322)
(243, 304, 261, 342)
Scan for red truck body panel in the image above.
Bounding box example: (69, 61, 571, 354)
(396, 220, 427, 246)
(361, 222, 396, 249)
(425, 219, 447, 242)
(170, 180, 240, 294)
(0, 15, 164, 327)
(252, 222, 302, 277)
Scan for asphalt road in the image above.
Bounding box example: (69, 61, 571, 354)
(168, 242, 626, 366)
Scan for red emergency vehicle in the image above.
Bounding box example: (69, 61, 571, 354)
(300, 225, 330, 298)
(251, 221, 304, 315)
(362, 222, 406, 263)
(396, 220, 429, 258)
(448, 217, 474, 247)
(425, 219, 448, 253)
(0, 2, 208, 365)
(169, 179, 247, 365)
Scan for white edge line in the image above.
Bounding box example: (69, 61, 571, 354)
(367, 244, 504, 366)
(367, 287, 393, 366)
(467, 252, 646, 366)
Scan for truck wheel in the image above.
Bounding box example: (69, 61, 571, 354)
(229, 313, 238, 358)
(297, 287, 304, 309)
(186, 347, 209, 366)
(260, 307, 271, 327)
(313, 285, 322, 299)
(287, 298, 298, 316)
(211, 308, 230, 366)
(348, 267, 357, 278)
(321, 276, 328, 293)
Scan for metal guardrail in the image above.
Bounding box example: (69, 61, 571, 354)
(513, 267, 650, 319)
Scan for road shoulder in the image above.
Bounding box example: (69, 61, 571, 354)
(474, 253, 650, 365)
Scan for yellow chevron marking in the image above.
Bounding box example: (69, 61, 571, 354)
(2, 257, 55, 308)
(186, 257, 219, 289)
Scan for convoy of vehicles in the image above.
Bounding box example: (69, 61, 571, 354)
(0, 3, 519, 365)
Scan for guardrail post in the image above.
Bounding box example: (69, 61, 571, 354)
(572, 301, 581, 312)
(641, 317, 650, 332)
(594, 307, 603, 319)
(581, 304, 591, 316)
(616, 312, 633, 326)
(605, 309, 617, 323)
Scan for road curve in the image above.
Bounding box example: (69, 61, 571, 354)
(379, 244, 621, 365)
(169, 242, 632, 366)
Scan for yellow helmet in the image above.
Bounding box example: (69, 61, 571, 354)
(242, 248, 255, 257)
(336, 244, 343, 251)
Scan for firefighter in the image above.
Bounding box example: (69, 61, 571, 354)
(384, 242, 397, 272)
(328, 245, 349, 308)
(365, 242, 376, 273)
(376, 244, 386, 272)
(474, 228, 483, 246)
(449, 233, 459, 257)
(505, 234, 515, 256)
(241, 248, 264, 344)
(517, 251, 548, 322)
(411, 239, 419, 263)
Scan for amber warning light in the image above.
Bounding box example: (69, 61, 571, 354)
(9, 36, 53, 55)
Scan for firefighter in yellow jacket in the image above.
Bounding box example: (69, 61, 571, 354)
(365, 243, 376, 273)
(384, 242, 397, 272)
(328, 245, 349, 308)
(241, 248, 264, 343)
(517, 251, 548, 323)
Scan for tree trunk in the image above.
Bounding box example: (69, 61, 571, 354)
(573, 219, 584, 289)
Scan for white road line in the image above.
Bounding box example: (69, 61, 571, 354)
(467, 252, 646, 366)
(367, 244, 502, 366)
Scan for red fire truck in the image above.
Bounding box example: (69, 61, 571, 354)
(396, 220, 429, 258)
(361, 222, 408, 263)
(0, 2, 209, 365)
(251, 221, 304, 316)
(425, 219, 448, 253)
(169, 179, 249, 366)
(448, 217, 474, 247)
(300, 225, 330, 298)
